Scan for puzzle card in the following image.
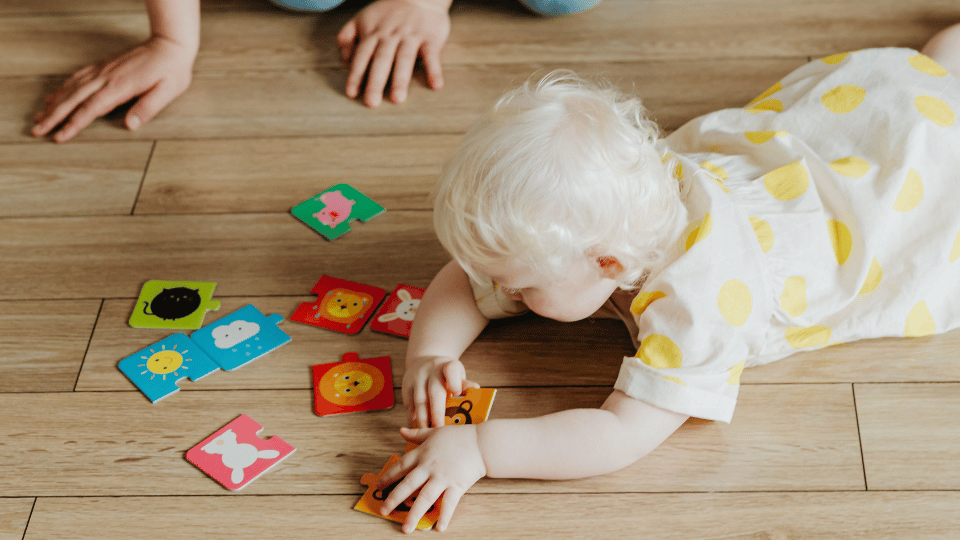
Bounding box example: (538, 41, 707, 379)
(291, 275, 386, 334)
(118, 333, 221, 403)
(313, 352, 394, 416)
(291, 183, 385, 241)
(405, 387, 497, 452)
(129, 280, 221, 330)
(189, 304, 292, 371)
(355, 454, 441, 530)
(369, 284, 425, 339)
(186, 414, 295, 491)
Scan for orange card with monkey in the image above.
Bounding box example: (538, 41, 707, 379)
(405, 387, 496, 452)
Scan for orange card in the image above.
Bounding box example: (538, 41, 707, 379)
(405, 387, 497, 452)
(355, 454, 441, 530)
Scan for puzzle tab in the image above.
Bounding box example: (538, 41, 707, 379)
(129, 280, 220, 330)
(186, 414, 295, 491)
(355, 454, 441, 530)
(370, 284, 425, 339)
(313, 352, 394, 416)
(291, 183, 385, 241)
(291, 275, 386, 334)
(118, 333, 221, 403)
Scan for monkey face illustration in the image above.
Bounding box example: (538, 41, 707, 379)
(445, 400, 474, 425)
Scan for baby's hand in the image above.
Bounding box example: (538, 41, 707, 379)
(402, 356, 479, 428)
(378, 425, 487, 533)
(337, 0, 451, 107)
(32, 35, 196, 143)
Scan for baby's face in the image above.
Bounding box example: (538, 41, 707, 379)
(478, 256, 619, 322)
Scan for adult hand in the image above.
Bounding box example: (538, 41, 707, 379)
(337, 0, 451, 107)
(32, 35, 196, 142)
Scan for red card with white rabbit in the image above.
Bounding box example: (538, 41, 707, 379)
(186, 414, 295, 491)
(370, 284, 425, 338)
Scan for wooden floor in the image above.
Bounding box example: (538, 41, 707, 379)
(3, 0, 960, 538)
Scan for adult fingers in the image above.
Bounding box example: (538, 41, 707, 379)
(345, 35, 379, 99)
(363, 37, 401, 107)
(435, 486, 466, 532)
(427, 377, 448, 428)
(336, 19, 358, 63)
(32, 78, 106, 138)
(52, 83, 135, 142)
(421, 41, 444, 90)
(389, 39, 420, 104)
(403, 480, 444, 534)
(125, 79, 183, 130)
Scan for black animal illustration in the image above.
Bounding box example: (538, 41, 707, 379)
(445, 400, 474, 425)
(143, 287, 202, 321)
(373, 478, 435, 513)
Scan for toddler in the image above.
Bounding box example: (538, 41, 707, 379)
(374, 23, 960, 533)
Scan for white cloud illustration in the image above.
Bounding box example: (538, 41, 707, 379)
(212, 320, 260, 349)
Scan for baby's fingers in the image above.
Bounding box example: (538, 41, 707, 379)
(427, 377, 448, 428)
(380, 466, 428, 517)
(403, 480, 445, 533)
(435, 486, 466, 532)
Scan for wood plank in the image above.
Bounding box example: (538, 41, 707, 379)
(137, 135, 460, 214)
(0, 58, 806, 142)
(0, 299, 100, 392)
(0, 499, 32, 540)
(29, 492, 960, 539)
(77, 298, 631, 392)
(0, 211, 445, 301)
(0, 384, 861, 496)
(6, 1, 959, 77)
(744, 329, 960, 383)
(0, 141, 151, 217)
(856, 383, 960, 490)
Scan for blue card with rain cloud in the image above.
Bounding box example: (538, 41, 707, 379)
(189, 304, 291, 371)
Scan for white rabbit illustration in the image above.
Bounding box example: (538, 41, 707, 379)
(201, 429, 280, 484)
(377, 289, 420, 323)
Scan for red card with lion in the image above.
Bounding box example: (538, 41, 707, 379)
(291, 276, 386, 334)
(313, 352, 394, 416)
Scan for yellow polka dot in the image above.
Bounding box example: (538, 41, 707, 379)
(700, 161, 730, 192)
(674, 162, 684, 180)
(822, 85, 866, 114)
(821, 52, 849, 65)
(749, 216, 774, 253)
(745, 131, 787, 144)
(893, 169, 923, 212)
(746, 99, 784, 113)
(661, 375, 686, 386)
(909, 54, 949, 77)
(718, 280, 752, 327)
(827, 219, 852, 265)
(747, 81, 783, 107)
(683, 213, 712, 252)
(858, 258, 883, 295)
(829, 156, 870, 178)
(706, 144, 722, 153)
(764, 161, 809, 201)
(637, 334, 682, 369)
(727, 361, 746, 385)
(785, 325, 832, 349)
(630, 290, 666, 316)
(661, 153, 673, 164)
(951, 230, 960, 263)
(915, 95, 955, 127)
(905, 301, 936, 337)
(780, 276, 807, 318)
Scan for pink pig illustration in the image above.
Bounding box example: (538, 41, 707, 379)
(313, 190, 356, 227)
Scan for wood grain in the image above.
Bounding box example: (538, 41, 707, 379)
(0, 385, 859, 497)
(0, 499, 32, 540)
(0, 299, 100, 392)
(856, 383, 960, 490)
(25, 492, 960, 539)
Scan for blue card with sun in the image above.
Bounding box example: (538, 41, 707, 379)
(118, 334, 221, 403)
(189, 304, 291, 371)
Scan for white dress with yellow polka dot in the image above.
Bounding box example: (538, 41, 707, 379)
(613, 47, 960, 422)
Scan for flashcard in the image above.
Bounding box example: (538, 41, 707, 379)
(129, 280, 221, 330)
(313, 352, 394, 416)
(118, 333, 221, 403)
(186, 414, 295, 491)
(291, 275, 386, 334)
(291, 183, 385, 241)
(405, 387, 497, 452)
(370, 284, 425, 339)
(355, 454, 441, 531)
(190, 304, 291, 371)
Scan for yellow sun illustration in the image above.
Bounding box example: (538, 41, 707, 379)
(138, 343, 191, 380)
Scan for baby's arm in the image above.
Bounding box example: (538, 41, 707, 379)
(403, 260, 489, 428)
(380, 389, 688, 532)
(32, 0, 199, 142)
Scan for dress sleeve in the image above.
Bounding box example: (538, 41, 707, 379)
(469, 274, 530, 319)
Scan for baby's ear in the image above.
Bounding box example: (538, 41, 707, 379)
(596, 255, 624, 279)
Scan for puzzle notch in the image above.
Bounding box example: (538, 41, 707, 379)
(128, 280, 221, 330)
(189, 304, 292, 371)
(291, 183, 385, 241)
(118, 333, 221, 403)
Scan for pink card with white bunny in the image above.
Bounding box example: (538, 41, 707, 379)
(186, 414, 295, 491)
(369, 284, 425, 339)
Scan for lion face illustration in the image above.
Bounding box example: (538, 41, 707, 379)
(316, 288, 373, 325)
(319, 362, 385, 406)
